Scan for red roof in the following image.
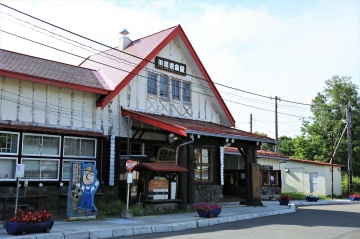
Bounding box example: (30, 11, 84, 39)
(122, 108, 274, 144)
(80, 25, 235, 127)
(290, 158, 344, 167)
(133, 163, 188, 172)
(224, 147, 289, 160)
(257, 149, 289, 160)
(0, 49, 111, 94)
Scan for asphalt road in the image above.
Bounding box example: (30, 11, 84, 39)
(118, 204, 360, 239)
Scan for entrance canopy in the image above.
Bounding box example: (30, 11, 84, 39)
(121, 108, 274, 144)
(133, 162, 188, 173)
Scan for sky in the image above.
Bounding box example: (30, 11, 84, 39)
(0, 0, 359, 139)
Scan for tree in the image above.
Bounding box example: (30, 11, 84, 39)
(298, 76, 360, 176)
(253, 131, 273, 151)
(278, 136, 295, 156)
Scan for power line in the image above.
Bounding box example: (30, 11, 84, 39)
(0, 3, 314, 108)
(0, 11, 311, 114)
(1, 28, 314, 122)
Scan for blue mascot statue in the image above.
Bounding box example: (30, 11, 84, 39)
(78, 163, 100, 212)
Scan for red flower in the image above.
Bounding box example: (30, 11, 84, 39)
(279, 194, 290, 201)
(10, 209, 53, 224)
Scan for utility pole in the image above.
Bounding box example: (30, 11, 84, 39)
(331, 125, 334, 199)
(250, 114, 252, 133)
(346, 101, 353, 194)
(275, 96, 279, 153)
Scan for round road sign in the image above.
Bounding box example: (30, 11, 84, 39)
(126, 160, 134, 171)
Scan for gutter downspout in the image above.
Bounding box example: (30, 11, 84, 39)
(175, 134, 194, 165)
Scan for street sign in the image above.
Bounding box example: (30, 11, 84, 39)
(15, 164, 25, 178)
(126, 160, 134, 171)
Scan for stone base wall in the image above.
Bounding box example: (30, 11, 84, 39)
(144, 203, 177, 213)
(0, 185, 120, 218)
(194, 184, 223, 202)
(260, 186, 281, 200)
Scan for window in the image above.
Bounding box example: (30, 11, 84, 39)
(0, 157, 16, 180)
(194, 148, 211, 182)
(22, 158, 59, 180)
(172, 79, 180, 100)
(159, 75, 169, 97)
(119, 142, 144, 157)
(147, 73, 157, 95)
(64, 137, 96, 158)
(182, 82, 191, 102)
(62, 160, 96, 181)
(0, 132, 19, 154)
(261, 171, 279, 186)
(23, 134, 60, 156)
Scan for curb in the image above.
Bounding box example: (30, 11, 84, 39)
(1, 200, 358, 239)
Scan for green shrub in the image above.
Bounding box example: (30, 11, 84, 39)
(342, 174, 360, 195)
(132, 205, 145, 216)
(97, 200, 125, 219)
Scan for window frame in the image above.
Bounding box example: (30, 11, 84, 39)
(147, 73, 157, 95)
(0, 131, 20, 155)
(171, 79, 180, 100)
(21, 158, 60, 181)
(22, 133, 61, 156)
(194, 148, 211, 182)
(159, 75, 169, 98)
(261, 171, 279, 186)
(0, 157, 17, 181)
(63, 136, 97, 158)
(182, 81, 191, 102)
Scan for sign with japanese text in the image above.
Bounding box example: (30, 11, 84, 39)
(155, 56, 186, 76)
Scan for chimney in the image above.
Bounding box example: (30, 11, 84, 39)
(119, 28, 131, 50)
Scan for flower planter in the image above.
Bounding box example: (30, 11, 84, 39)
(5, 220, 54, 235)
(197, 208, 221, 218)
(349, 196, 360, 201)
(306, 197, 319, 202)
(279, 200, 289, 205)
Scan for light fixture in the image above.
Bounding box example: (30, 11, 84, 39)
(60, 182, 64, 187)
(197, 134, 201, 139)
(168, 133, 180, 144)
(225, 138, 229, 143)
(39, 183, 43, 187)
(231, 138, 235, 143)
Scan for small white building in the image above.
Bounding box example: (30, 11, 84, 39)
(283, 158, 343, 196)
(224, 148, 344, 199)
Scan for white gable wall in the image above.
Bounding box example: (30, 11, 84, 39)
(117, 39, 220, 138)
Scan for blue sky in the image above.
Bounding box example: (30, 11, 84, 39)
(0, 0, 359, 138)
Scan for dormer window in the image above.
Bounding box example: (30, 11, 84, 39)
(147, 72, 191, 103)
